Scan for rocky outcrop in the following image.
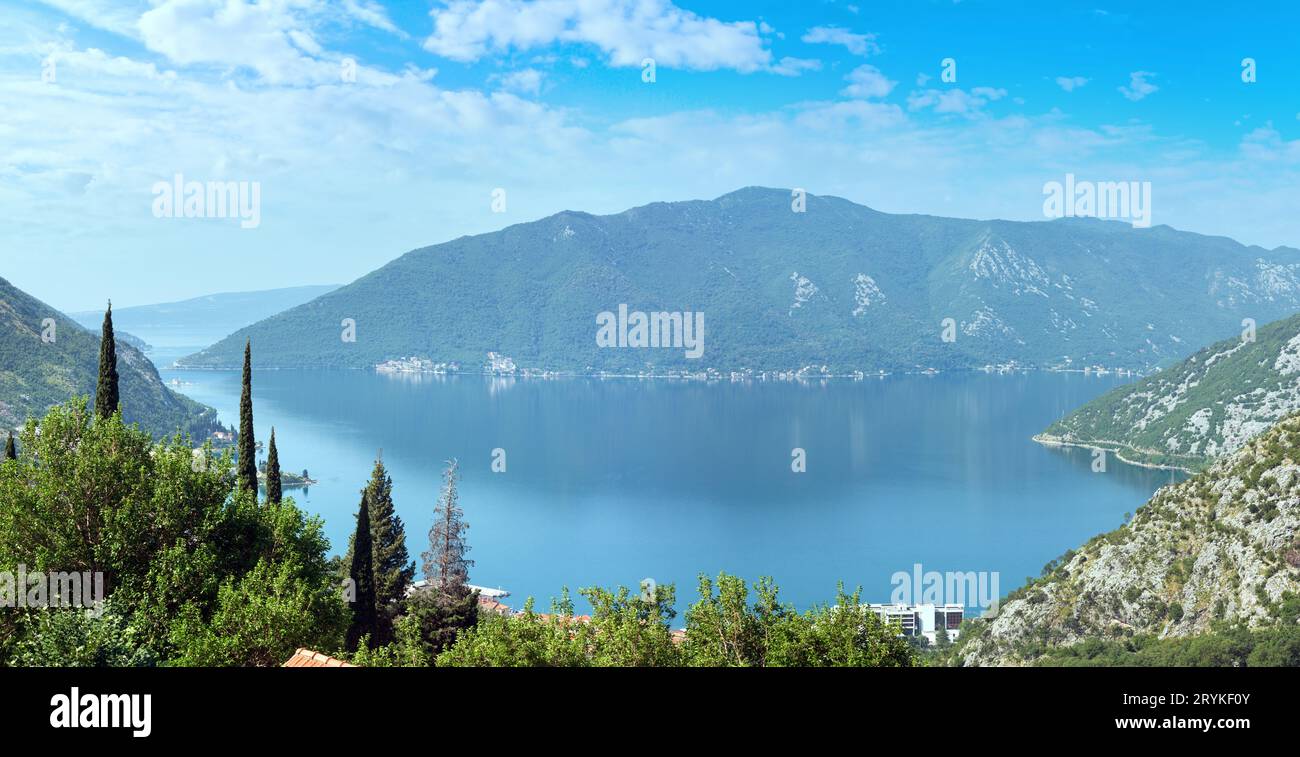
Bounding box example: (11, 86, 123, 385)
(960, 414, 1300, 666)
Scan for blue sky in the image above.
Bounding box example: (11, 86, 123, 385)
(2, 0, 1299, 310)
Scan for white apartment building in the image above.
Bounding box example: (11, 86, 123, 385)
(866, 603, 964, 644)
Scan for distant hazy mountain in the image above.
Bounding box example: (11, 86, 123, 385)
(1, 276, 219, 438)
(72, 285, 339, 362)
(177, 187, 1300, 373)
(1040, 313, 1300, 471)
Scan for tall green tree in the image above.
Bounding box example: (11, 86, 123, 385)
(265, 428, 282, 505)
(94, 301, 119, 419)
(3, 431, 14, 460)
(345, 493, 378, 652)
(343, 455, 415, 645)
(411, 459, 477, 657)
(422, 459, 472, 595)
(237, 340, 257, 495)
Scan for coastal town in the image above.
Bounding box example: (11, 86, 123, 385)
(373, 352, 1147, 383)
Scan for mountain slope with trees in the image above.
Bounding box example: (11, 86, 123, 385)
(1039, 312, 1300, 471)
(957, 413, 1300, 666)
(179, 188, 1300, 373)
(1, 276, 218, 439)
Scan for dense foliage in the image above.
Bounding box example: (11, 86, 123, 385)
(434, 574, 916, 667)
(0, 399, 346, 666)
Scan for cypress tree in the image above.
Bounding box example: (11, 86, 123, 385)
(95, 301, 119, 419)
(4, 431, 15, 460)
(265, 428, 282, 505)
(343, 454, 415, 645)
(237, 340, 258, 495)
(345, 493, 378, 652)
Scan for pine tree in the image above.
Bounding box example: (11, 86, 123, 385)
(265, 428, 282, 505)
(412, 459, 477, 657)
(345, 493, 378, 652)
(421, 459, 473, 596)
(95, 302, 119, 419)
(4, 431, 15, 460)
(343, 455, 415, 645)
(237, 340, 258, 496)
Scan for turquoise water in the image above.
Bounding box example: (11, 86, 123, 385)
(163, 368, 1179, 612)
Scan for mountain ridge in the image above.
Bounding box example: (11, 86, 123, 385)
(177, 187, 1300, 373)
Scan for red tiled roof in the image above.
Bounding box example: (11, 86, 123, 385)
(283, 648, 358, 667)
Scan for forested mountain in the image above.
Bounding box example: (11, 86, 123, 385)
(178, 188, 1300, 373)
(1041, 313, 1300, 471)
(1, 276, 218, 438)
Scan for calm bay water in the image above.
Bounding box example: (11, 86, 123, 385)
(161, 366, 1179, 613)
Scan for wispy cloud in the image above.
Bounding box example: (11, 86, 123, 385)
(1119, 71, 1157, 101)
(907, 86, 1007, 116)
(34, 0, 148, 38)
(423, 0, 775, 73)
(1055, 76, 1088, 92)
(801, 25, 879, 56)
(491, 67, 545, 95)
(770, 56, 822, 76)
(343, 0, 407, 38)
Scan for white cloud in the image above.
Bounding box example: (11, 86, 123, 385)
(6, 2, 1300, 308)
(841, 64, 894, 99)
(1119, 71, 1157, 101)
(1055, 75, 1088, 92)
(343, 0, 406, 37)
(770, 56, 821, 76)
(137, 0, 340, 84)
(423, 0, 773, 72)
(34, 0, 148, 38)
(492, 67, 545, 95)
(907, 86, 1006, 115)
(801, 25, 879, 56)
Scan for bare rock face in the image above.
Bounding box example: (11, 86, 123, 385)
(959, 415, 1300, 666)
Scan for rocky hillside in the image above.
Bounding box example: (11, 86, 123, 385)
(178, 187, 1300, 373)
(959, 414, 1300, 666)
(1, 276, 219, 439)
(1039, 312, 1300, 471)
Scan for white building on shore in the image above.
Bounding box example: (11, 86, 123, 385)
(866, 603, 964, 644)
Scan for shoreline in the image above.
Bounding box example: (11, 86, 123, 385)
(167, 363, 1155, 382)
(1031, 433, 1197, 474)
